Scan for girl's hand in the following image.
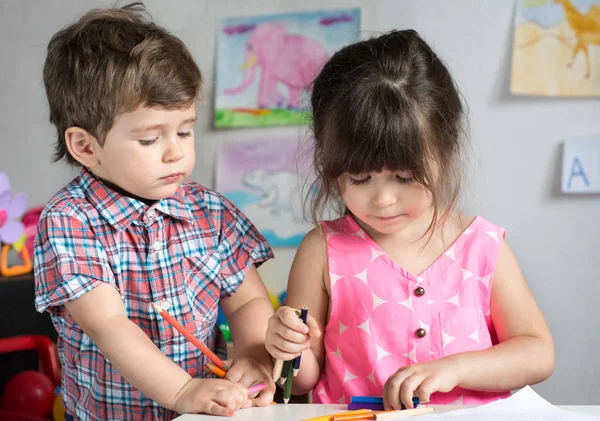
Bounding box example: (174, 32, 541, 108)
(225, 357, 276, 406)
(383, 358, 460, 410)
(173, 378, 250, 416)
(265, 306, 321, 361)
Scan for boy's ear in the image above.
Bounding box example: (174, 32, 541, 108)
(65, 127, 101, 168)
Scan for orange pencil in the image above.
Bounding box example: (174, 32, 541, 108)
(206, 363, 227, 378)
(152, 302, 228, 371)
(302, 410, 372, 421)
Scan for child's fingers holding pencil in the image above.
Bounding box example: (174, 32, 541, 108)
(275, 306, 311, 334)
(305, 313, 322, 338)
(266, 307, 309, 361)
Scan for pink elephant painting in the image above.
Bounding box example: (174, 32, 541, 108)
(223, 22, 329, 109)
(216, 9, 360, 127)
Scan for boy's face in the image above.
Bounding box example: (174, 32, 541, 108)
(90, 104, 197, 201)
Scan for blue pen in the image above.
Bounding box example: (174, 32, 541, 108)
(292, 306, 309, 376)
(351, 396, 420, 407)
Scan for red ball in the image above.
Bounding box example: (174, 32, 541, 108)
(2, 371, 55, 417)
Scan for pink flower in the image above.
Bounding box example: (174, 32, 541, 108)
(0, 172, 26, 245)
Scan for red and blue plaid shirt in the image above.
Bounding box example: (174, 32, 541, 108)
(34, 168, 273, 420)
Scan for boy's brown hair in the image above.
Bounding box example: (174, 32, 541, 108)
(43, 2, 202, 165)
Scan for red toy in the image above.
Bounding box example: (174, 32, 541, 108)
(2, 371, 54, 416)
(0, 335, 60, 420)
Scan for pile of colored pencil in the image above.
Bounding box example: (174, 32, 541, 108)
(301, 407, 434, 421)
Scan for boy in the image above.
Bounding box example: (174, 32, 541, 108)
(34, 3, 276, 420)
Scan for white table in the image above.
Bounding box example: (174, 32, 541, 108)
(173, 404, 600, 420)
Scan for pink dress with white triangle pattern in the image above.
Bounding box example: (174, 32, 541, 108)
(312, 215, 511, 405)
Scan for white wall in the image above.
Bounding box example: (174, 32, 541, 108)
(1, 0, 598, 404)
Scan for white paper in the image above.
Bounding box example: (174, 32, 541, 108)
(394, 386, 600, 421)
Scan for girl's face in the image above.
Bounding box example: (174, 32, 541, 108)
(337, 169, 433, 236)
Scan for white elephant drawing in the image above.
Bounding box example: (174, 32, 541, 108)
(242, 169, 297, 216)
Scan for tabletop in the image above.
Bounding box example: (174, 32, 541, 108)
(173, 403, 600, 420)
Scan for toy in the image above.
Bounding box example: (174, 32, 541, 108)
(2, 371, 54, 417)
(21, 206, 43, 264)
(278, 290, 287, 306)
(0, 335, 61, 419)
(269, 292, 281, 311)
(0, 172, 31, 277)
(52, 387, 65, 421)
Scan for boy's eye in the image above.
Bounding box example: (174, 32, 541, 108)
(177, 131, 192, 138)
(138, 138, 158, 146)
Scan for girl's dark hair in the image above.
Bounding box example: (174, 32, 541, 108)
(307, 29, 467, 236)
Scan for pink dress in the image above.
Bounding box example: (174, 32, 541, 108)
(312, 215, 511, 405)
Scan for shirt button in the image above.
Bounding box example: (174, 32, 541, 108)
(160, 300, 171, 310)
(415, 328, 427, 338)
(414, 287, 425, 297)
(148, 210, 156, 218)
(153, 241, 162, 251)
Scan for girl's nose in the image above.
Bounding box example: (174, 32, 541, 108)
(373, 186, 397, 208)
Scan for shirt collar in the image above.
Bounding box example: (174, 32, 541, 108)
(79, 167, 193, 230)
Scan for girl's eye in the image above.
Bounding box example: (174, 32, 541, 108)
(178, 131, 192, 138)
(349, 176, 371, 185)
(396, 175, 414, 184)
(138, 138, 158, 146)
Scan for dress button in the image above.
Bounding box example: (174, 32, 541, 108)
(153, 241, 162, 251)
(415, 328, 426, 338)
(414, 287, 425, 297)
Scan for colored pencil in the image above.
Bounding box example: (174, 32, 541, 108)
(205, 363, 267, 398)
(332, 412, 376, 421)
(293, 306, 309, 376)
(301, 410, 372, 421)
(351, 397, 384, 404)
(350, 397, 420, 407)
(283, 359, 294, 404)
(281, 359, 293, 383)
(272, 358, 284, 382)
(247, 382, 267, 395)
(348, 403, 384, 411)
(375, 407, 434, 419)
(206, 363, 227, 379)
(152, 302, 228, 370)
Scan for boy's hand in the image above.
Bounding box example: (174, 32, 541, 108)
(173, 378, 250, 416)
(383, 358, 460, 410)
(265, 306, 321, 361)
(225, 357, 276, 406)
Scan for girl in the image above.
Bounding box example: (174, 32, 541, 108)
(265, 30, 554, 410)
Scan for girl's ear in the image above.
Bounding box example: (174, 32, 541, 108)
(65, 127, 101, 168)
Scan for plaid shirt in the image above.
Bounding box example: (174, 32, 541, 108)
(34, 168, 273, 421)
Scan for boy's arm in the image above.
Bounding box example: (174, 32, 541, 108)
(64, 283, 192, 409)
(220, 266, 273, 369)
